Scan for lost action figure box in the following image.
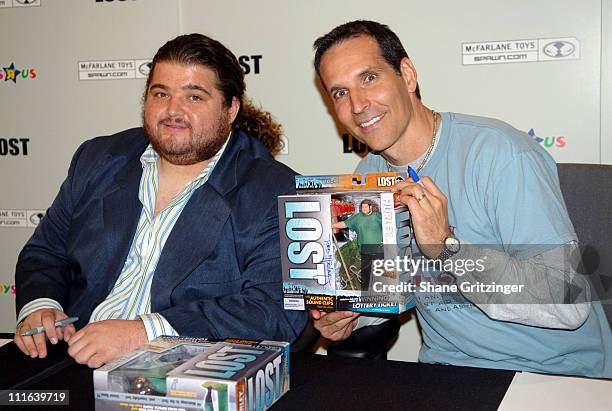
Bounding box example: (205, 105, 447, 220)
(278, 172, 416, 314)
(94, 336, 290, 411)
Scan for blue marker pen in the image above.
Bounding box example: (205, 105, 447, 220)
(407, 166, 423, 185)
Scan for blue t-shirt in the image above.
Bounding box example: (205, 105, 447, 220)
(356, 112, 612, 377)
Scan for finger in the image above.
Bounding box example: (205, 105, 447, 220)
(87, 353, 106, 369)
(397, 184, 426, 202)
(16, 322, 39, 357)
(319, 313, 359, 333)
(399, 191, 425, 212)
(13, 333, 29, 356)
(67, 327, 86, 346)
(328, 316, 359, 341)
(419, 177, 446, 200)
(32, 332, 47, 358)
(21, 335, 39, 358)
(63, 324, 76, 342)
(310, 309, 322, 320)
(413, 191, 432, 208)
(318, 311, 357, 325)
(67, 333, 91, 360)
(70, 341, 97, 365)
(41, 311, 58, 345)
(55, 325, 64, 341)
(391, 180, 418, 192)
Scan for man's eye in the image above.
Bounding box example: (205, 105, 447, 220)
(152, 91, 167, 98)
(333, 90, 347, 100)
(365, 73, 377, 82)
(189, 95, 203, 102)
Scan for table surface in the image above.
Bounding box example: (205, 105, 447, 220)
(1, 341, 515, 410)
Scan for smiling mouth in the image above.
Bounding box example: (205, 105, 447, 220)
(359, 114, 385, 128)
(162, 122, 189, 131)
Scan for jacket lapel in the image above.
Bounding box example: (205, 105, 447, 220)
(151, 185, 231, 307)
(101, 159, 143, 294)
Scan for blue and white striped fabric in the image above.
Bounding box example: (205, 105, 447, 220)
(18, 139, 227, 341)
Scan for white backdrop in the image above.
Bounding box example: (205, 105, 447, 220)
(1, 0, 610, 361)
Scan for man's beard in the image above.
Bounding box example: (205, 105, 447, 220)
(143, 113, 232, 166)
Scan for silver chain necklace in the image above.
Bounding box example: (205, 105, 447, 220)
(387, 110, 439, 173)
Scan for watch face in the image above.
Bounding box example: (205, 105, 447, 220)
(445, 236, 460, 253)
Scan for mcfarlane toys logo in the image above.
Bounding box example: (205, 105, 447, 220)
(0, 63, 37, 84)
(463, 37, 579, 65)
(543, 40, 575, 58)
(78, 59, 150, 80)
(528, 128, 567, 149)
(0, 209, 45, 228)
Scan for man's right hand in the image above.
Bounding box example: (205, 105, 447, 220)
(14, 308, 75, 359)
(311, 310, 360, 341)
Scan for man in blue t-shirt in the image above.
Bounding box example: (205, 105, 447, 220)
(310, 20, 611, 378)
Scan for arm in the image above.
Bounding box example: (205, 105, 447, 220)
(15, 143, 87, 313)
(333, 221, 347, 229)
(448, 241, 589, 329)
(396, 168, 589, 329)
(14, 143, 89, 357)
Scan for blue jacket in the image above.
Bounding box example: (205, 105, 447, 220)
(15, 127, 307, 342)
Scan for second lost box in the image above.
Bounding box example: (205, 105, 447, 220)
(279, 172, 416, 313)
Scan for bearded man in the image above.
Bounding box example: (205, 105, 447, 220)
(14, 33, 307, 368)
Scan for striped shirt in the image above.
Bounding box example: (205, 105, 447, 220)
(17, 139, 228, 341)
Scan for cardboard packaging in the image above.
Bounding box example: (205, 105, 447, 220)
(94, 336, 290, 411)
(279, 173, 416, 313)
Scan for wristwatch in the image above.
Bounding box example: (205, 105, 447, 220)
(435, 235, 461, 261)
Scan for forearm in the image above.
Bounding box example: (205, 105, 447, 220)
(159, 289, 307, 342)
(448, 242, 590, 329)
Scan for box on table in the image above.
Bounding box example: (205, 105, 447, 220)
(278, 172, 416, 313)
(94, 336, 290, 411)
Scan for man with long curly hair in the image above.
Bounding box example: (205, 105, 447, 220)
(14, 33, 307, 368)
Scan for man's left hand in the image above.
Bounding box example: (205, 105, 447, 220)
(393, 176, 452, 258)
(67, 319, 147, 368)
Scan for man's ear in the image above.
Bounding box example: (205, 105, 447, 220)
(228, 97, 240, 123)
(399, 57, 418, 93)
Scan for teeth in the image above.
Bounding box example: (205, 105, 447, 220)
(360, 115, 383, 128)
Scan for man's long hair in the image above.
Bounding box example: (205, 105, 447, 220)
(146, 33, 283, 155)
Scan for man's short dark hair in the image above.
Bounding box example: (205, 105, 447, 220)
(145, 33, 284, 155)
(313, 20, 421, 99)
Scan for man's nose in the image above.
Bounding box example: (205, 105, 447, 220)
(166, 96, 184, 116)
(350, 89, 369, 115)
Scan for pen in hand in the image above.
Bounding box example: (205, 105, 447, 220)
(20, 317, 79, 337)
(407, 166, 423, 185)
